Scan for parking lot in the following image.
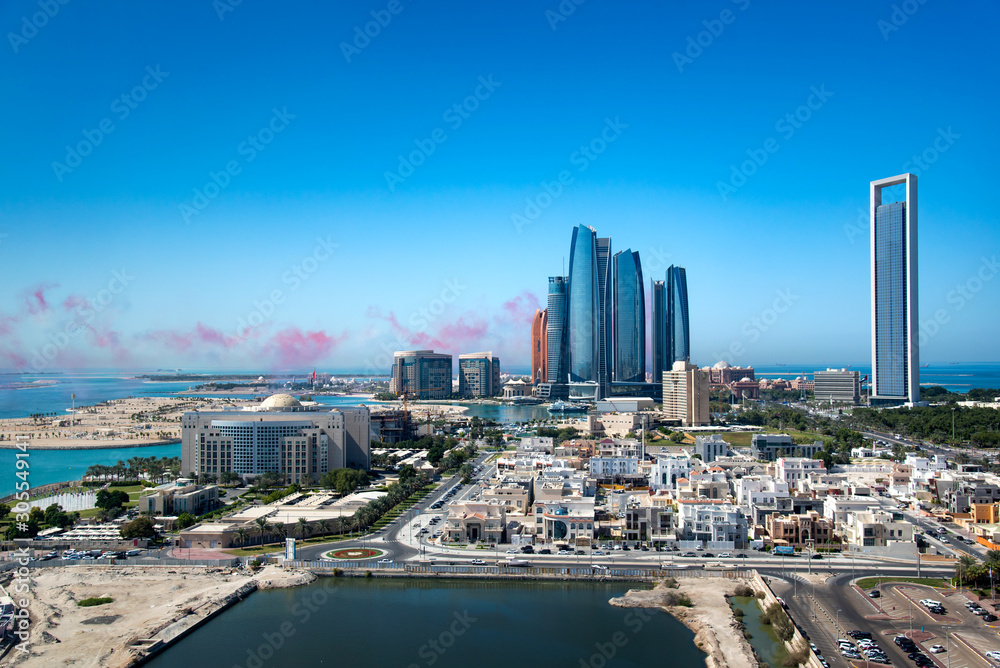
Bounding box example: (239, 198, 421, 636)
(776, 578, 1000, 668)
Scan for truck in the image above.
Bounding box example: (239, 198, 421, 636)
(501, 559, 530, 567)
(773, 545, 795, 556)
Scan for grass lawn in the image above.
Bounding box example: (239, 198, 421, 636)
(856, 577, 950, 590)
(222, 532, 369, 556)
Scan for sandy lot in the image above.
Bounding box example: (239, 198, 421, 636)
(611, 577, 757, 668)
(0, 396, 248, 450)
(8, 565, 314, 668)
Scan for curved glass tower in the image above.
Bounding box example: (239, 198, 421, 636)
(651, 279, 666, 382)
(613, 249, 645, 382)
(567, 225, 599, 383)
(545, 276, 567, 384)
(666, 265, 690, 365)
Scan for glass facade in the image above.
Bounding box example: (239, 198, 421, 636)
(567, 225, 599, 383)
(596, 237, 612, 397)
(613, 249, 645, 382)
(874, 201, 908, 397)
(666, 265, 690, 365)
(651, 279, 665, 383)
(546, 276, 568, 383)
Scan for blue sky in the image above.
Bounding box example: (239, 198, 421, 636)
(0, 0, 997, 373)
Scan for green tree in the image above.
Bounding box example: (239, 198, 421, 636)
(120, 516, 157, 540)
(254, 516, 271, 545)
(176, 512, 197, 529)
(398, 464, 418, 484)
(96, 489, 130, 512)
(0, 503, 11, 521)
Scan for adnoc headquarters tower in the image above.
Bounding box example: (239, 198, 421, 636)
(870, 173, 919, 405)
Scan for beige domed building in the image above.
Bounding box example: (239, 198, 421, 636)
(181, 393, 371, 483)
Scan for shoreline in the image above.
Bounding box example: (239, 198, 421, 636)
(0, 439, 180, 451)
(609, 577, 758, 668)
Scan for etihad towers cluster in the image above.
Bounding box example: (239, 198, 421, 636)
(530, 224, 690, 401)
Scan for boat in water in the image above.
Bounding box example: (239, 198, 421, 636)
(548, 401, 588, 413)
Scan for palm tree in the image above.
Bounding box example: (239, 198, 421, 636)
(254, 517, 271, 546)
(985, 550, 1000, 570)
(273, 522, 287, 543)
(297, 517, 310, 540)
(956, 554, 978, 586)
(236, 528, 248, 547)
(319, 519, 330, 537)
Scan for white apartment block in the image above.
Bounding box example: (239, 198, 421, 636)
(776, 457, 827, 484)
(589, 457, 639, 477)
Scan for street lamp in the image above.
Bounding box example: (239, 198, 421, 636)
(836, 609, 842, 635)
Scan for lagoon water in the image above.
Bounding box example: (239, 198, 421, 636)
(145, 578, 705, 668)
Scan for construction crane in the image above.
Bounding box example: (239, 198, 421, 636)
(399, 381, 446, 441)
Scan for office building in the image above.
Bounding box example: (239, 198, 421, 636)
(531, 308, 548, 385)
(613, 249, 645, 383)
(666, 265, 690, 366)
(181, 394, 371, 482)
(751, 433, 824, 462)
(651, 279, 665, 384)
(567, 225, 601, 399)
(596, 236, 613, 398)
(389, 350, 453, 399)
(546, 276, 568, 384)
(814, 368, 860, 404)
(662, 361, 709, 426)
(458, 351, 501, 398)
(871, 173, 919, 405)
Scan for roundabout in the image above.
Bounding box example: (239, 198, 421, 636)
(322, 547, 386, 561)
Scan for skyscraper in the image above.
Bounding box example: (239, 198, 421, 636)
(596, 236, 613, 398)
(870, 173, 919, 405)
(666, 265, 690, 366)
(651, 279, 666, 383)
(530, 308, 548, 385)
(546, 276, 568, 385)
(613, 249, 645, 383)
(389, 350, 453, 399)
(567, 225, 599, 388)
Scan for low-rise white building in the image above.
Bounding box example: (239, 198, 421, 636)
(676, 500, 748, 548)
(650, 454, 693, 491)
(776, 457, 827, 485)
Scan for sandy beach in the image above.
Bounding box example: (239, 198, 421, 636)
(610, 577, 758, 668)
(0, 396, 246, 450)
(10, 564, 314, 667)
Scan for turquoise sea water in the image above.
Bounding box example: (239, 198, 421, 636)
(0, 443, 181, 498)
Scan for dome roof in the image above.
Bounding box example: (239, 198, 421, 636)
(713, 360, 730, 369)
(260, 393, 301, 409)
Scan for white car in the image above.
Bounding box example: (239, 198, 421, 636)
(377, 558, 392, 564)
(506, 548, 519, 554)
(469, 559, 485, 565)
(986, 650, 1000, 661)
(719, 552, 732, 558)
(929, 645, 945, 653)
(593, 565, 609, 571)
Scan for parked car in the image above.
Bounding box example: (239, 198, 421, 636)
(869, 590, 881, 598)
(929, 645, 945, 653)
